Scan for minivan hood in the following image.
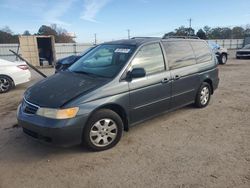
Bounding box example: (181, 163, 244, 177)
(24, 71, 108, 108)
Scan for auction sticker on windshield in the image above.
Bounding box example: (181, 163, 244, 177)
(115, 48, 131, 53)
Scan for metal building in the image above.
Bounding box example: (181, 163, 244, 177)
(19, 35, 56, 66)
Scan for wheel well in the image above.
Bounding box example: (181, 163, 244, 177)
(0, 74, 15, 86)
(93, 104, 129, 131)
(203, 79, 213, 94)
(221, 53, 227, 57)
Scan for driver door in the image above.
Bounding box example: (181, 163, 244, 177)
(128, 43, 172, 125)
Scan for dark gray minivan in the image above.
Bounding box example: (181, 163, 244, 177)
(17, 37, 219, 151)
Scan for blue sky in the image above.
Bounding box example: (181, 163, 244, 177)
(0, 0, 250, 43)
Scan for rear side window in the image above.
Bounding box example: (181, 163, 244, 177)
(163, 41, 196, 69)
(191, 41, 212, 63)
(131, 43, 165, 75)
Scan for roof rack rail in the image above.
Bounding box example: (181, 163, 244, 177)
(162, 35, 200, 39)
(131, 37, 160, 39)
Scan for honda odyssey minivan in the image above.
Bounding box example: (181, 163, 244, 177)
(17, 37, 219, 151)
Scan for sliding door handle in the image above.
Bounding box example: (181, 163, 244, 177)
(161, 78, 169, 83)
(174, 75, 181, 80)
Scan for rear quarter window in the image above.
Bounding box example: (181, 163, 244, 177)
(163, 41, 196, 70)
(190, 41, 212, 63)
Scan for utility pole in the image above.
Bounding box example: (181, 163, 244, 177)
(127, 29, 130, 39)
(94, 33, 97, 45)
(188, 18, 192, 36)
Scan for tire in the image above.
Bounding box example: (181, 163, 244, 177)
(83, 109, 123, 151)
(194, 83, 211, 108)
(0, 76, 13, 93)
(219, 54, 227, 64)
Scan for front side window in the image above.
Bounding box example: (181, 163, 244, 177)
(69, 44, 135, 78)
(163, 41, 196, 69)
(131, 43, 165, 75)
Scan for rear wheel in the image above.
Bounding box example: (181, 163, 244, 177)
(83, 109, 123, 151)
(195, 83, 211, 108)
(0, 76, 13, 93)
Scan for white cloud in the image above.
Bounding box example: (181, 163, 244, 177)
(1, 0, 74, 26)
(80, 0, 111, 22)
(1, 0, 46, 14)
(43, 0, 76, 26)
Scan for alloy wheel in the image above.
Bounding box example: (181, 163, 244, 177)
(200, 86, 209, 105)
(89, 118, 118, 147)
(0, 78, 11, 92)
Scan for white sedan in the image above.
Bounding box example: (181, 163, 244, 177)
(0, 58, 31, 93)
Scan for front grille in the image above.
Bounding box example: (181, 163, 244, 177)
(22, 99, 39, 114)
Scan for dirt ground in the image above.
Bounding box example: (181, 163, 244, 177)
(0, 57, 250, 188)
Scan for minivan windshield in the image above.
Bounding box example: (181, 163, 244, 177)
(69, 44, 135, 78)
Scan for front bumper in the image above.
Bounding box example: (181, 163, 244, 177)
(236, 53, 250, 58)
(17, 105, 89, 147)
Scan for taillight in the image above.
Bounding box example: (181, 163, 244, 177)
(17, 65, 29, 70)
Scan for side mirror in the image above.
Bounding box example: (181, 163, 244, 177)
(129, 68, 146, 79)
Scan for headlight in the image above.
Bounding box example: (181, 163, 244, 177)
(36, 107, 79, 119)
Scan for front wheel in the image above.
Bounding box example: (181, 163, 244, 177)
(219, 54, 227, 64)
(194, 83, 211, 108)
(83, 109, 123, 151)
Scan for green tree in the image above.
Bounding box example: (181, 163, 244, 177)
(0, 31, 18, 43)
(163, 31, 176, 37)
(231, 27, 244, 38)
(175, 26, 195, 36)
(196, 29, 206, 39)
(1, 26, 13, 34)
(203, 26, 211, 38)
(244, 25, 250, 37)
(23, 30, 31, 36)
(37, 25, 75, 43)
(38, 25, 57, 36)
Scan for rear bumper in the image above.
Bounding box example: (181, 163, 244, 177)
(17, 106, 89, 147)
(212, 68, 219, 92)
(14, 70, 31, 85)
(213, 77, 219, 91)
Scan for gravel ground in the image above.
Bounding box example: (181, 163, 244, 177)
(0, 58, 249, 188)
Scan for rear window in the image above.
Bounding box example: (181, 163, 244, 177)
(191, 41, 212, 63)
(163, 41, 196, 70)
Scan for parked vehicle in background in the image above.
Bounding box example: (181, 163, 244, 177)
(236, 44, 250, 59)
(208, 41, 228, 64)
(17, 37, 219, 151)
(0, 59, 31, 93)
(55, 46, 95, 73)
